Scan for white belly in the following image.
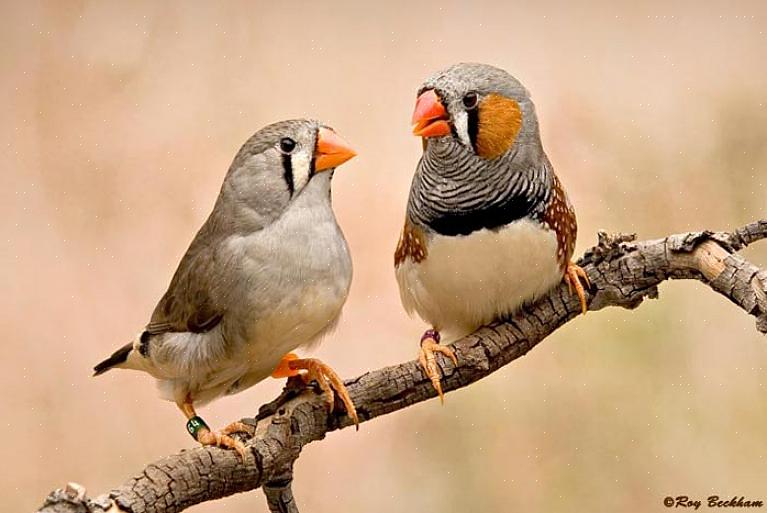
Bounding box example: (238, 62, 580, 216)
(395, 218, 563, 339)
(245, 281, 347, 370)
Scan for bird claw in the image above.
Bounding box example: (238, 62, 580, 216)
(418, 330, 457, 404)
(196, 421, 253, 461)
(289, 358, 360, 429)
(564, 262, 591, 314)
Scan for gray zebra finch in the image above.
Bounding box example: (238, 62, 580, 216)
(395, 63, 590, 400)
(95, 119, 358, 459)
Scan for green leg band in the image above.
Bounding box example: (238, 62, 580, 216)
(186, 415, 209, 440)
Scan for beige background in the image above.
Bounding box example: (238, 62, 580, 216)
(2, 1, 767, 511)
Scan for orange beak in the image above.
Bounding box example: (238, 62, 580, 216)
(412, 89, 451, 137)
(314, 127, 356, 172)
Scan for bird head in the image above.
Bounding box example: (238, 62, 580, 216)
(223, 119, 356, 220)
(411, 63, 539, 160)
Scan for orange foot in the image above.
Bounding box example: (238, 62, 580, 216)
(418, 329, 458, 404)
(272, 353, 359, 429)
(180, 399, 253, 461)
(564, 262, 591, 314)
(194, 421, 252, 461)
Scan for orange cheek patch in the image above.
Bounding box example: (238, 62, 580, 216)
(475, 94, 523, 159)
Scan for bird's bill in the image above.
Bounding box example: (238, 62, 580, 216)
(314, 127, 356, 172)
(412, 89, 451, 137)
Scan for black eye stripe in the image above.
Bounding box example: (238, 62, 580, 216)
(281, 153, 294, 196)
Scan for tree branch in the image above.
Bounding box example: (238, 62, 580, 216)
(38, 220, 767, 513)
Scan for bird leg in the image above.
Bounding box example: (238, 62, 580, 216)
(178, 397, 252, 461)
(418, 329, 458, 404)
(563, 262, 591, 314)
(272, 353, 359, 429)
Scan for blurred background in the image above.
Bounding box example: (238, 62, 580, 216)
(2, 1, 766, 511)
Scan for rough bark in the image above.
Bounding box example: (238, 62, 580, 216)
(38, 221, 767, 513)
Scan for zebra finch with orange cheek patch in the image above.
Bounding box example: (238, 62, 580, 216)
(395, 63, 590, 399)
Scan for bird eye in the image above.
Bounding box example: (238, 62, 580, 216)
(279, 137, 296, 154)
(462, 91, 479, 110)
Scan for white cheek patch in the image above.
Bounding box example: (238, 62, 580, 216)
(452, 108, 471, 148)
(290, 149, 313, 192)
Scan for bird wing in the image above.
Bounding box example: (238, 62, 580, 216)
(146, 232, 228, 335)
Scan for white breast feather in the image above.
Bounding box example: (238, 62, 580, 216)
(396, 218, 562, 340)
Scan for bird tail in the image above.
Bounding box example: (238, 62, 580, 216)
(93, 342, 134, 376)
